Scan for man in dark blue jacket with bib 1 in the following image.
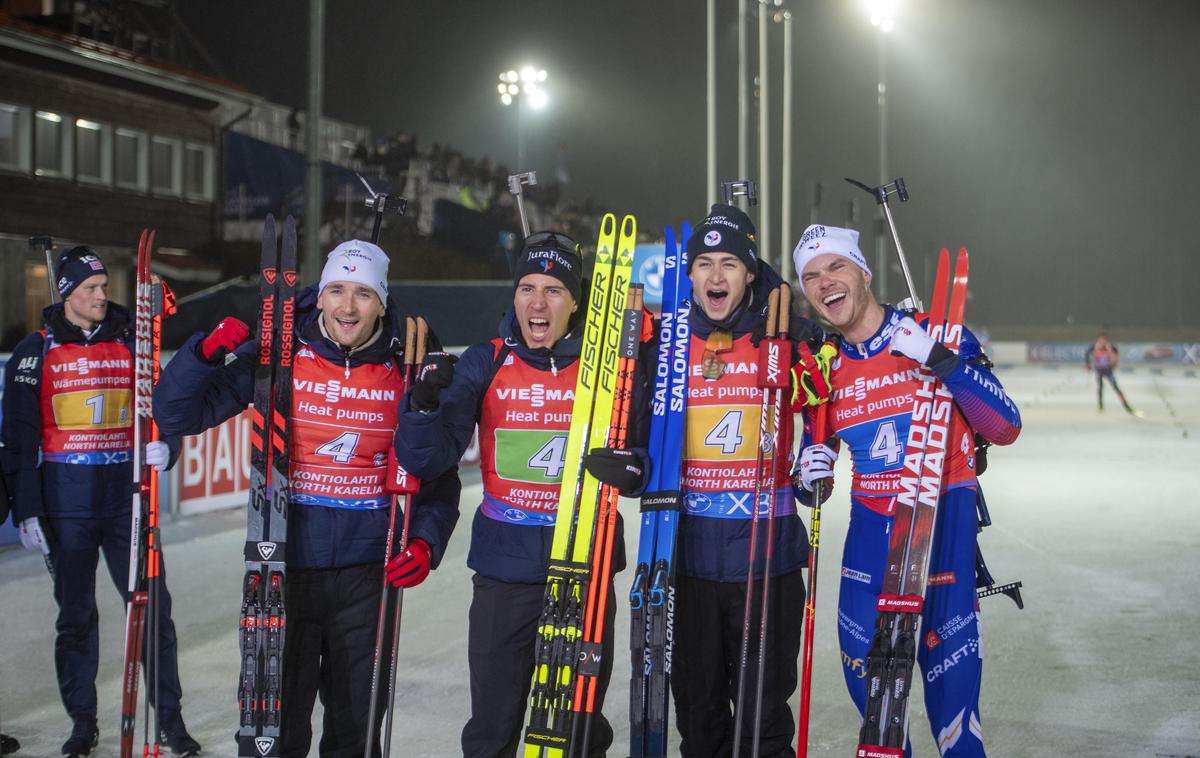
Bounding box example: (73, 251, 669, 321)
(1, 247, 199, 757)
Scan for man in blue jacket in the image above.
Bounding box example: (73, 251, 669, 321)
(394, 231, 650, 758)
(154, 239, 460, 758)
(1, 247, 199, 757)
(793, 225, 1021, 757)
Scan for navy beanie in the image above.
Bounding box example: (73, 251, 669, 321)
(56, 246, 108, 298)
(512, 231, 583, 302)
(686, 203, 758, 271)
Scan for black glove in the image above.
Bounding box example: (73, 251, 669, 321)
(409, 352, 456, 411)
(585, 447, 648, 496)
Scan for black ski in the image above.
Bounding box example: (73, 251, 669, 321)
(238, 215, 297, 758)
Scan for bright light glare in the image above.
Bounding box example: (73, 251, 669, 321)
(501, 93, 513, 106)
(868, 0, 897, 31)
(507, 84, 519, 95)
(505, 70, 518, 82)
(528, 88, 549, 110)
(537, 69, 547, 82)
(497, 83, 507, 94)
(520, 66, 537, 83)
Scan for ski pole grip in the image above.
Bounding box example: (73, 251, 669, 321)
(415, 317, 428, 364)
(404, 316, 416, 368)
(777, 284, 791, 338)
(765, 288, 779, 339)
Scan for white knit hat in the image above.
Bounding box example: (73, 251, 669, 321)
(318, 239, 390, 303)
(792, 224, 871, 278)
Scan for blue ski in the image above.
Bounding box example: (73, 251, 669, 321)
(629, 222, 692, 758)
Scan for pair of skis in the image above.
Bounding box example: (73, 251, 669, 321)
(522, 214, 639, 758)
(856, 247, 969, 758)
(364, 317, 426, 757)
(628, 222, 691, 758)
(238, 215, 298, 758)
(120, 228, 176, 758)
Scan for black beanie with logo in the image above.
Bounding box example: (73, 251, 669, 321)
(512, 231, 584, 302)
(686, 203, 758, 271)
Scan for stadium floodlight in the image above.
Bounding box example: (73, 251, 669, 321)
(867, 0, 897, 32)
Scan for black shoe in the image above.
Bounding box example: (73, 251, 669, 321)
(1, 733, 20, 756)
(159, 715, 202, 756)
(61, 720, 98, 757)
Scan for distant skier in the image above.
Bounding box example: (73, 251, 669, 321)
(0, 247, 200, 757)
(1084, 332, 1136, 414)
(793, 225, 1021, 757)
(154, 240, 460, 757)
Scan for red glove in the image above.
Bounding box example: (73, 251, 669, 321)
(385, 539, 432, 589)
(200, 317, 251, 362)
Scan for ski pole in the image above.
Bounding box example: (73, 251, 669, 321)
(794, 341, 833, 758)
(380, 317, 427, 758)
(507, 171, 538, 237)
(844, 176, 921, 311)
(26, 237, 59, 578)
(732, 285, 781, 758)
(751, 284, 792, 757)
(366, 317, 418, 753)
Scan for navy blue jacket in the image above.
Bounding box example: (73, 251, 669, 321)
(394, 306, 650, 584)
(1, 303, 180, 522)
(674, 260, 821, 582)
(153, 285, 461, 571)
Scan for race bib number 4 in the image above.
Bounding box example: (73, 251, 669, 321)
(493, 429, 569, 485)
(686, 404, 759, 461)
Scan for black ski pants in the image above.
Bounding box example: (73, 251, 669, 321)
(1095, 368, 1131, 410)
(671, 570, 805, 758)
(279, 562, 394, 758)
(50, 513, 183, 724)
(461, 574, 617, 758)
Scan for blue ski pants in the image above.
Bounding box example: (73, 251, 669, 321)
(838, 487, 986, 757)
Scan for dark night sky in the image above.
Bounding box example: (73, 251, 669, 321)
(179, 0, 1200, 334)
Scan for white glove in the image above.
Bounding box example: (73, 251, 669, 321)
(19, 517, 51, 556)
(145, 440, 170, 472)
(889, 315, 937, 366)
(796, 443, 837, 492)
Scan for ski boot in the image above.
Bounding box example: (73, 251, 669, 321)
(159, 713, 202, 756)
(61, 719, 98, 757)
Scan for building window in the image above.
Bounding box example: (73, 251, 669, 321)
(183, 142, 214, 201)
(115, 127, 148, 191)
(0, 103, 31, 173)
(150, 136, 181, 196)
(35, 110, 72, 178)
(75, 118, 111, 185)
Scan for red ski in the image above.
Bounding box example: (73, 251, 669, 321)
(856, 248, 969, 757)
(120, 229, 176, 758)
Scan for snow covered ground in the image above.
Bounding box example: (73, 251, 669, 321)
(1, 365, 1197, 757)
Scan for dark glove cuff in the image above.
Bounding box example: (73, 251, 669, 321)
(927, 342, 959, 377)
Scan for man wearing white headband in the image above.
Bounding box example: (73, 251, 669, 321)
(792, 224, 1022, 757)
(154, 237, 459, 756)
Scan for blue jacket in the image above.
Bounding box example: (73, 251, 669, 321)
(153, 285, 461, 571)
(675, 260, 822, 582)
(394, 306, 650, 584)
(1, 302, 180, 522)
